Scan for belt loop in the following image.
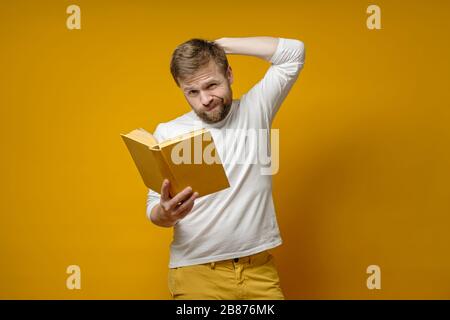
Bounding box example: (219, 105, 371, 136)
(210, 262, 216, 269)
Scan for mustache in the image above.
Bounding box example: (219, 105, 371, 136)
(206, 98, 223, 109)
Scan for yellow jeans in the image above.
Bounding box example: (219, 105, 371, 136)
(168, 250, 285, 300)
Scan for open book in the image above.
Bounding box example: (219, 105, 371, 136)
(120, 128, 230, 198)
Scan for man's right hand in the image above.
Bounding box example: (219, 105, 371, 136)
(150, 179, 199, 227)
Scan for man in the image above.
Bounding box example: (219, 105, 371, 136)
(147, 36, 305, 299)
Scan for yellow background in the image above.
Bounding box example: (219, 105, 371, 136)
(1, 0, 449, 299)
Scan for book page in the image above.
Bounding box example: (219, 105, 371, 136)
(122, 128, 159, 148)
(158, 128, 206, 148)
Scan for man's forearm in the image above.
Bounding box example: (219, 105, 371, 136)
(214, 37, 279, 62)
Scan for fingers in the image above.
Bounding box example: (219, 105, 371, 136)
(167, 186, 194, 211)
(173, 192, 199, 217)
(160, 179, 170, 202)
(173, 204, 194, 222)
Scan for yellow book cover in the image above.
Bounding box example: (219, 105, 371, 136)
(120, 127, 230, 198)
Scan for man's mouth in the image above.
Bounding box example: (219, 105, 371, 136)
(206, 102, 219, 112)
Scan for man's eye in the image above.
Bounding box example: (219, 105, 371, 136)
(208, 84, 217, 89)
(188, 90, 198, 96)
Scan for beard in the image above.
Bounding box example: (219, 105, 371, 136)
(194, 98, 232, 124)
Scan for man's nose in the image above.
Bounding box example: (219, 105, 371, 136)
(200, 91, 213, 106)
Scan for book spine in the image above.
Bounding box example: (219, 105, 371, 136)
(153, 149, 180, 198)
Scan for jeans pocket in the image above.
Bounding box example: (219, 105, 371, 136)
(264, 251, 273, 263)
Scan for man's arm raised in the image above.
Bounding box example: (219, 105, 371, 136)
(213, 37, 279, 62)
(214, 36, 305, 122)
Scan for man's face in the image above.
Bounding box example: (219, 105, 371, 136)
(179, 60, 233, 124)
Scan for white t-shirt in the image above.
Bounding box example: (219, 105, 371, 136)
(146, 38, 305, 268)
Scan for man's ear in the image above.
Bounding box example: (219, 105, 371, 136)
(227, 65, 233, 85)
